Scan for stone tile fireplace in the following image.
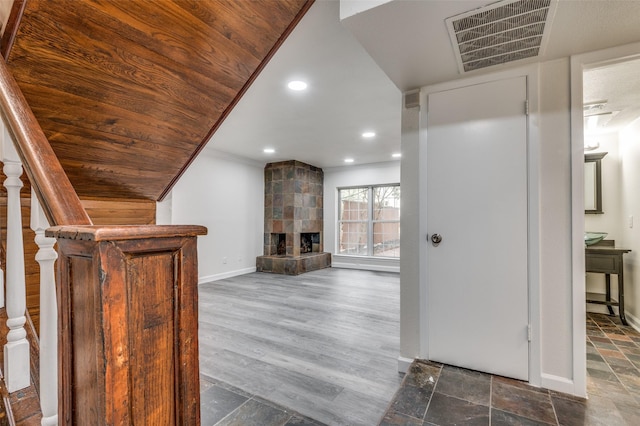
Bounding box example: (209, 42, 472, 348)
(256, 160, 331, 275)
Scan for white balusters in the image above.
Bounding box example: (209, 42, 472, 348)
(1, 128, 30, 392)
(31, 189, 58, 425)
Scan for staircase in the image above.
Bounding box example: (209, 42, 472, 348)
(0, 0, 314, 423)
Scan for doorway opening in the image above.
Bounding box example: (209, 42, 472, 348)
(572, 44, 640, 399)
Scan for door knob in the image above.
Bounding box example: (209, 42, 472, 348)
(431, 233, 442, 244)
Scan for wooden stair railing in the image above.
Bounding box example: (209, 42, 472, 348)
(0, 56, 91, 228)
(0, 55, 206, 424)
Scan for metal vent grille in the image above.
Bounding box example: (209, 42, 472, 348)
(446, 0, 557, 73)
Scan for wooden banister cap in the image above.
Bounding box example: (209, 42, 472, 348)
(45, 225, 207, 241)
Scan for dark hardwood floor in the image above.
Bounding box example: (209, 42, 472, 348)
(198, 268, 402, 426)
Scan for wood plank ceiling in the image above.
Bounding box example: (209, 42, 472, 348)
(2, 0, 313, 201)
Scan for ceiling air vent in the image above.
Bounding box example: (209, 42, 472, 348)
(446, 0, 557, 73)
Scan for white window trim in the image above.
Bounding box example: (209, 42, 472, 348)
(337, 184, 400, 258)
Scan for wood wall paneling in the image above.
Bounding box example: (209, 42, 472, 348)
(0, 170, 156, 335)
(81, 198, 156, 226)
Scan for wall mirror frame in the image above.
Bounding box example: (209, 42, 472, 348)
(585, 152, 607, 214)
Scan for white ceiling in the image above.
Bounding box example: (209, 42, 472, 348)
(343, 0, 640, 90)
(205, 0, 401, 169)
(584, 58, 640, 135)
(206, 0, 640, 168)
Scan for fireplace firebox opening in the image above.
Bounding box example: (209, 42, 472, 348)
(300, 232, 320, 254)
(272, 233, 286, 256)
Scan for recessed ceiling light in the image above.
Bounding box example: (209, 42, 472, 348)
(263, 148, 275, 154)
(287, 80, 307, 91)
(392, 153, 402, 158)
(362, 131, 376, 138)
(344, 158, 354, 163)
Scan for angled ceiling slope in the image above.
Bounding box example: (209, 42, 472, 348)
(3, 0, 313, 201)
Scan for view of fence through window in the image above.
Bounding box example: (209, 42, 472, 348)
(338, 184, 400, 257)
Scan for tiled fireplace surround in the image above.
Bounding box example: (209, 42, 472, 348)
(256, 160, 331, 275)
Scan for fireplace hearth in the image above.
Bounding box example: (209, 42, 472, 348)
(256, 160, 331, 275)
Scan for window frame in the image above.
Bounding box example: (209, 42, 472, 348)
(337, 184, 400, 258)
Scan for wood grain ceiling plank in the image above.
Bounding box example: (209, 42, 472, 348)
(47, 131, 192, 170)
(11, 57, 218, 139)
(82, 0, 261, 91)
(50, 140, 186, 171)
(10, 10, 241, 108)
(5, 0, 314, 201)
(22, 83, 205, 150)
(59, 158, 176, 200)
(9, 24, 229, 126)
(172, 0, 306, 61)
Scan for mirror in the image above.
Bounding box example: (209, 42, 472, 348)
(585, 152, 607, 214)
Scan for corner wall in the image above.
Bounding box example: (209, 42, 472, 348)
(157, 149, 264, 283)
(538, 59, 575, 389)
(619, 118, 640, 328)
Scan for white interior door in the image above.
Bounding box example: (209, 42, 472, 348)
(426, 77, 529, 380)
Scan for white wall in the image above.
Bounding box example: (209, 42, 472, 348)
(339, 0, 392, 20)
(158, 149, 264, 283)
(0, 0, 12, 33)
(324, 161, 401, 272)
(584, 133, 623, 313)
(537, 59, 574, 386)
(619, 118, 640, 327)
(584, 133, 622, 236)
(399, 97, 425, 366)
(161, 151, 401, 280)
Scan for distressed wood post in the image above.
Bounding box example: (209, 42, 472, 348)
(47, 225, 206, 425)
(31, 188, 59, 425)
(1, 127, 30, 392)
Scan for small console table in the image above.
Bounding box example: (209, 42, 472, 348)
(585, 240, 631, 325)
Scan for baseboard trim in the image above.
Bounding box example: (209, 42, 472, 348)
(397, 356, 414, 374)
(332, 256, 400, 273)
(540, 373, 582, 397)
(626, 311, 640, 333)
(588, 307, 640, 333)
(199, 267, 256, 284)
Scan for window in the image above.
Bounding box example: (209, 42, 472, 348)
(338, 184, 400, 258)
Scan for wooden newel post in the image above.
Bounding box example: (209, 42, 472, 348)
(45, 225, 207, 425)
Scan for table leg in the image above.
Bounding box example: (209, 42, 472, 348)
(605, 274, 615, 316)
(618, 269, 628, 326)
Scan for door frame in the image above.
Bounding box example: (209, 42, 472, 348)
(418, 64, 542, 386)
(570, 41, 640, 398)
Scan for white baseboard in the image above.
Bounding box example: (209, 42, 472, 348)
(199, 267, 256, 284)
(587, 305, 640, 333)
(626, 311, 640, 333)
(540, 373, 582, 397)
(397, 356, 414, 374)
(332, 255, 400, 273)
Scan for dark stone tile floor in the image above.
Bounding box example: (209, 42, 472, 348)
(379, 312, 640, 426)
